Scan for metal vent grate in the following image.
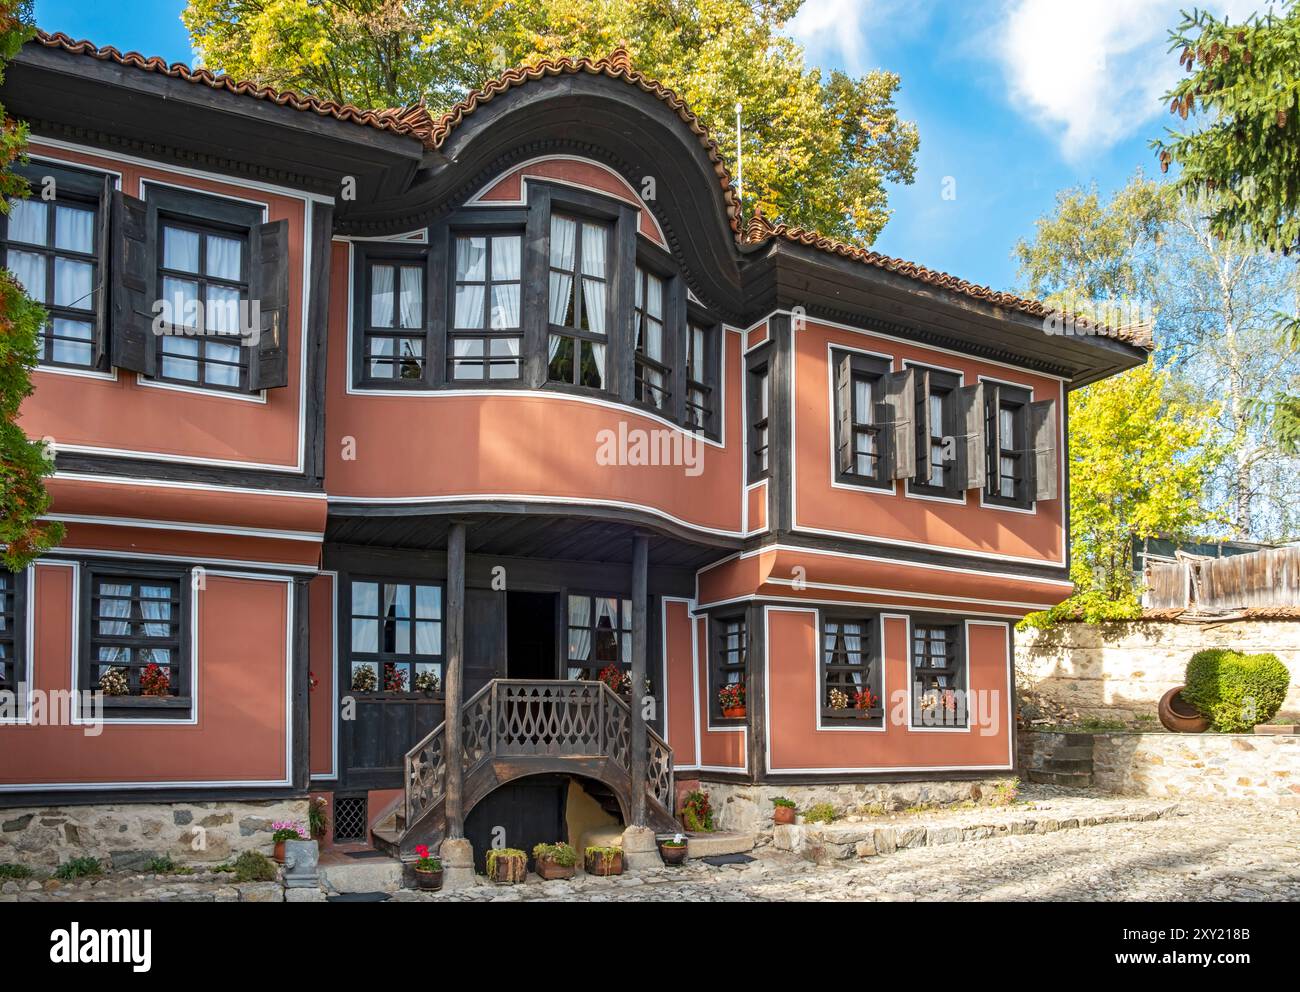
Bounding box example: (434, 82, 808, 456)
(333, 795, 368, 843)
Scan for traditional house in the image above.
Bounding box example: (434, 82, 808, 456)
(0, 31, 1148, 873)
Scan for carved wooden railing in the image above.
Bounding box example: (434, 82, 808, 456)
(403, 679, 673, 831)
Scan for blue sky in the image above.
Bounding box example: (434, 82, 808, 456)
(31, 0, 1275, 295)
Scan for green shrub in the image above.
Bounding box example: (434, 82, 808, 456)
(0, 863, 32, 879)
(681, 790, 714, 832)
(53, 857, 102, 880)
(232, 850, 277, 882)
(145, 856, 192, 875)
(1183, 649, 1291, 733)
(532, 842, 576, 867)
(802, 802, 837, 824)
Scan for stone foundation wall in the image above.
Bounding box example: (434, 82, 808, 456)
(1018, 731, 1300, 807)
(695, 778, 1015, 846)
(1016, 620, 1300, 727)
(0, 798, 310, 868)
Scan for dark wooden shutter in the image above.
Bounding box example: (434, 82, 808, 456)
(984, 384, 1002, 495)
(883, 367, 915, 480)
(1029, 398, 1059, 502)
(955, 382, 985, 491)
(249, 219, 290, 391)
(93, 175, 113, 369)
(913, 369, 931, 481)
(109, 191, 155, 376)
(835, 353, 853, 475)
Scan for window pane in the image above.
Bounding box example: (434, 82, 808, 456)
(370, 264, 395, 328)
(50, 319, 94, 365)
(454, 283, 485, 329)
(53, 258, 93, 310)
(550, 216, 576, 271)
(488, 337, 520, 379)
(383, 584, 410, 619)
(929, 393, 944, 438)
(205, 361, 240, 388)
(205, 235, 242, 280)
(7, 250, 46, 301)
(1000, 408, 1015, 445)
(398, 266, 422, 328)
(580, 223, 607, 277)
(352, 581, 379, 616)
(853, 378, 872, 422)
(162, 277, 199, 329)
(8, 199, 47, 245)
(492, 235, 521, 281)
(54, 205, 95, 253)
(581, 278, 606, 335)
(204, 284, 241, 334)
(415, 585, 441, 619)
(568, 595, 591, 626)
(490, 284, 520, 329)
(163, 227, 200, 272)
(415, 621, 441, 655)
(351, 618, 378, 653)
(455, 236, 486, 281)
(548, 272, 574, 326)
(645, 272, 664, 319)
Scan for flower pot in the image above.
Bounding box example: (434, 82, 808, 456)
(773, 805, 796, 825)
(414, 867, 443, 891)
(658, 842, 687, 866)
(1158, 685, 1210, 733)
(585, 850, 624, 876)
(722, 706, 746, 719)
(273, 840, 286, 864)
(488, 854, 527, 884)
(535, 859, 576, 881)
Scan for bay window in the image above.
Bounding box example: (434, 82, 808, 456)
(547, 214, 610, 390)
(450, 231, 522, 382)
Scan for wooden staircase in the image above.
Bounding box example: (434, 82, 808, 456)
(372, 679, 678, 859)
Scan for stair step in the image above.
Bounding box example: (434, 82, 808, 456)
(683, 831, 755, 859)
(319, 859, 403, 895)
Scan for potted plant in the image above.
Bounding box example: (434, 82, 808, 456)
(532, 842, 577, 880)
(351, 664, 377, 693)
(772, 796, 797, 825)
(412, 844, 443, 891)
(307, 796, 329, 841)
(486, 848, 527, 884)
(270, 820, 308, 863)
(584, 845, 624, 876)
(853, 687, 882, 718)
(718, 681, 746, 719)
(414, 669, 440, 694)
(98, 666, 129, 697)
(657, 834, 687, 866)
(139, 662, 170, 697)
(680, 790, 714, 832)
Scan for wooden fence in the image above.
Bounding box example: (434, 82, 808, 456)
(1144, 546, 1300, 611)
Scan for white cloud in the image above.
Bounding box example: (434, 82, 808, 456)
(787, 0, 922, 74)
(994, 0, 1270, 160)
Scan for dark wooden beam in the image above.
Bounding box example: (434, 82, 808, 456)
(443, 521, 467, 838)
(630, 533, 649, 827)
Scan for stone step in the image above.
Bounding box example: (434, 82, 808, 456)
(772, 802, 1179, 864)
(681, 831, 755, 860)
(318, 858, 403, 895)
(1039, 757, 1094, 773)
(1026, 770, 1094, 787)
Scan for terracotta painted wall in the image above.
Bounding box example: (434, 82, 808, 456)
(0, 563, 292, 789)
(792, 319, 1067, 565)
(17, 141, 311, 472)
(660, 598, 745, 772)
(325, 243, 747, 536)
(764, 607, 1014, 774)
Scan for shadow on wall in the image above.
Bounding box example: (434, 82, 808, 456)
(1016, 620, 1300, 728)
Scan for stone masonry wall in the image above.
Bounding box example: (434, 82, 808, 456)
(1016, 620, 1300, 727)
(1019, 730, 1300, 807)
(0, 798, 310, 868)
(695, 778, 1014, 846)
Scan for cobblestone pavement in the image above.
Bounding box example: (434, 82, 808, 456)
(4, 800, 1298, 902)
(396, 801, 1300, 903)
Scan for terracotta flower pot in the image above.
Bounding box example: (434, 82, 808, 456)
(1158, 685, 1210, 734)
(658, 842, 687, 865)
(273, 841, 286, 864)
(722, 706, 746, 719)
(773, 805, 796, 825)
(414, 867, 443, 891)
(536, 858, 576, 881)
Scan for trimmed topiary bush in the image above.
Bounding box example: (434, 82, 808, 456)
(1183, 649, 1290, 733)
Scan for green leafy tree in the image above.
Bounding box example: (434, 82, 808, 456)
(1153, 2, 1300, 453)
(1020, 360, 1224, 630)
(0, 0, 62, 570)
(182, 0, 918, 242)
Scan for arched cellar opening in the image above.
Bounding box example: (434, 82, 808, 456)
(463, 774, 626, 873)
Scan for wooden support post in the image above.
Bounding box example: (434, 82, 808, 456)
(630, 533, 649, 828)
(444, 521, 467, 840)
